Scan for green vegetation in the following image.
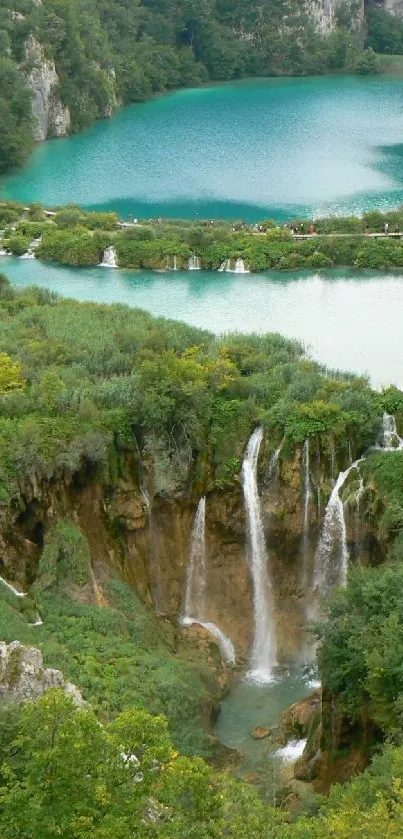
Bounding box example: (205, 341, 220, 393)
(6, 202, 403, 271)
(0, 0, 388, 175)
(0, 269, 387, 500)
(0, 573, 223, 758)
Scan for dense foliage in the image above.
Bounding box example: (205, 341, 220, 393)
(0, 0, 386, 174)
(0, 269, 385, 499)
(6, 203, 403, 272)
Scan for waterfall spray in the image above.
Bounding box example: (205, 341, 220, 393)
(242, 428, 276, 682)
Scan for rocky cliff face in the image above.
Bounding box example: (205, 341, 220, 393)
(0, 440, 370, 669)
(24, 35, 71, 141)
(0, 641, 84, 705)
(308, 0, 365, 34)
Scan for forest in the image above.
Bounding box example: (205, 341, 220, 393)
(0, 0, 392, 174)
(0, 268, 403, 834)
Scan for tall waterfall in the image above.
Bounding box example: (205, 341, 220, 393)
(188, 254, 201, 270)
(301, 439, 312, 588)
(242, 428, 276, 682)
(184, 498, 207, 619)
(100, 246, 118, 268)
(181, 499, 236, 665)
(314, 459, 363, 597)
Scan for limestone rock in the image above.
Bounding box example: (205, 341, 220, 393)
(24, 35, 71, 141)
(0, 641, 85, 705)
(282, 690, 321, 739)
(252, 726, 271, 739)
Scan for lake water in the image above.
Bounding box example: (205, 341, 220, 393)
(2, 256, 403, 389)
(3, 75, 403, 221)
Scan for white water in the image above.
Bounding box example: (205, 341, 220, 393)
(242, 428, 277, 682)
(0, 249, 7, 257)
(100, 245, 118, 268)
(379, 412, 403, 450)
(314, 459, 363, 597)
(218, 258, 249, 273)
(19, 249, 35, 260)
(275, 738, 307, 762)
(182, 498, 235, 665)
(173, 255, 178, 270)
(188, 254, 201, 270)
(266, 442, 283, 485)
(0, 575, 27, 598)
(301, 439, 312, 588)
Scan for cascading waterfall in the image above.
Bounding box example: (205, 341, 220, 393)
(20, 248, 35, 260)
(379, 412, 403, 450)
(181, 498, 236, 665)
(173, 255, 178, 270)
(188, 254, 201, 270)
(301, 439, 312, 588)
(233, 257, 249, 274)
(0, 576, 26, 598)
(265, 441, 283, 486)
(218, 258, 249, 273)
(100, 245, 118, 268)
(314, 459, 363, 597)
(242, 427, 276, 682)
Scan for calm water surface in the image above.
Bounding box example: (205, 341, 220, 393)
(3, 76, 403, 220)
(3, 256, 403, 389)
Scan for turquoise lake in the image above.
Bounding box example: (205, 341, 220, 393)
(3, 75, 403, 221)
(3, 256, 403, 389)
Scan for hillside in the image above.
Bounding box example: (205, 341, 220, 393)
(0, 0, 392, 174)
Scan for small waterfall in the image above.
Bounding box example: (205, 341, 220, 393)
(0, 249, 7, 257)
(314, 459, 363, 597)
(188, 254, 201, 270)
(173, 255, 178, 271)
(265, 442, 283, 486)
(233, 257, 249, 274)
(19, 249, 35, 260)
(379, 412, 403, 450)
(181, 499, 235, 665)
(218, 258, 249, 273)
(242, 428, 276, 682)
(301, 439, 312, 588)
(0, 575, 27, 598)
(100, 245, 118, 268)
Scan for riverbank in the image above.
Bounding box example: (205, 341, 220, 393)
(3, 202, 403, 273)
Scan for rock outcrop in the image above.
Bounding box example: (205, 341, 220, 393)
(308, 0, 365, 34)
(24, 35, 71, 141)
(0, 641, 84, 705)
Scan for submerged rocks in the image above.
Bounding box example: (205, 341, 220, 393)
(0, 641, 85, 705)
